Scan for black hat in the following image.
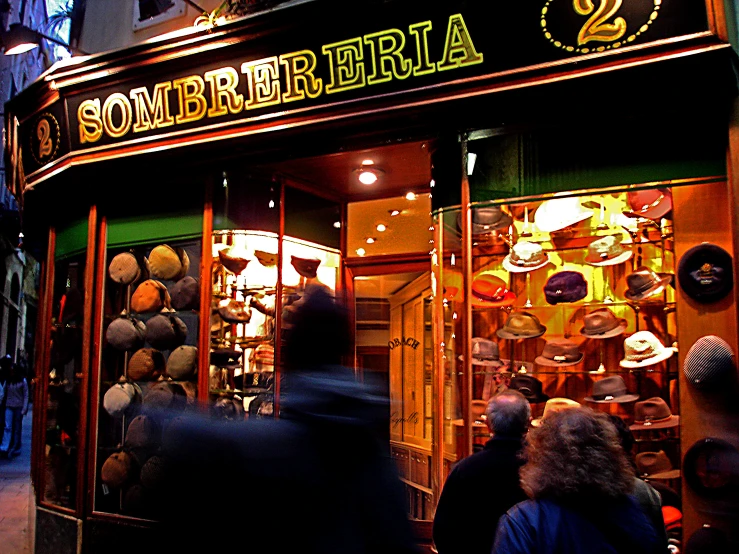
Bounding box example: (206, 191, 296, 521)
(145, 314, 188, 351)
(677, 243, 734, 304)
(544, 271, 587, 305)
(683, 437, 739, 498)
(508, 375, 549, 403)
(683, 335, 735, 390)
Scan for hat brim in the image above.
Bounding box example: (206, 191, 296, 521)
(471, 291, 516, 308)
(630, 414, 680, 431)
(458, 354, 505, 367)
(502, 255, 550, 273)
(584, 392, 640, 404)
(585, 249, 633, 267)
(496, 325, 547, 340)
(624, 275, 673, 301)
(534, 353, 584, 367)
(642, 469, 681, 480)
(580, 319, 629, 339)
(535, 211, 593, 233)
(620, 346, 676, 368)
(623, 199, 672, 221)
(457, 211, 513, 235)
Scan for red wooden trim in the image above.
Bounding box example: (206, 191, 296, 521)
(198, 178, 213, 410)
(345, 254, 430, 272)
(274, 178, 285, 416)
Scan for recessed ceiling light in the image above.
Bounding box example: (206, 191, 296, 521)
(376, 224, 386, 232)
(389, 209, 401, 216)
(356, 167, 384, 185)
(430, 179, 435, 188)
(405, 192, 417, 201)
(333, 221, 341, 229)
(356, 248, 366, 256)
(361, 159, 374, 165)
(365, 237, 376, 244)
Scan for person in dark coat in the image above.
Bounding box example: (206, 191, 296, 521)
(433, 390, 531, 554)
(493, 407, 662, 554)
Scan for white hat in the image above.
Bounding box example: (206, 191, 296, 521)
(534, 196, 593, 233)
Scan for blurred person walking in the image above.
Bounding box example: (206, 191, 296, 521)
(493, 407, 662, 554)
(432, 390, 531, 554)
(0, 360, 29, 459)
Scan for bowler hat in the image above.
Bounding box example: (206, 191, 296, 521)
(624, 188, 672, 220)
(101, 451, 133, 489)
(635, 450, 681, 480)
(147, 244, 189, 281)
(624, 267, 673, 302)
(471, 273, 516, 307)
(125, 415, 160, 448)
(496, 312, 546, 340)
(677, 243, 734, 304)
(291, 255, 321, 278)
(170, 276, 200, 311)
(218, 246, 250, 274)
(535, 339, 583, 367)
(106, 318, 146, 351)
(109, 252, 141, 285)
(630, 397, 679, 430)
(459, 338, 504, 367)
(683, 335, 735, 390)
(508, 375, 549, 403)
(103, 382, 143, 417)
(145, 314, 188, 351)
(502, 242, 550, 273)
(166, 345, 198, 380)
(531, 397, 580, 426)
(131, 279, 171, 313)
(144, 381, 187, 413)
(544, 271, 587, 305)
(620, 331, 676, 368)
(458, 205, 512, 235)
(580, 308, 628, 338)
(584, 235, 633, 266)
(585, 375, 639, 403)
(534, 196, 593, 233)
(217, 298, 252, 323)
(128, 348, 165, 381)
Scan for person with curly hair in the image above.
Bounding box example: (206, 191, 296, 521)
(493, 407, 663, 554)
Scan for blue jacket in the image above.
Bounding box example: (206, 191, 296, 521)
(493, 496, 662, 554)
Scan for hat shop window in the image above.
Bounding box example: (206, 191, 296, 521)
(435, 180, 684, 516)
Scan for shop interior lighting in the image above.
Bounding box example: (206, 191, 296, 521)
(405, 192, 417, 201)
(333, 221, 341, 229)
(467, 152, 477, 175)
(356, 165, 384, 185)
(389, 209, 402, 216)
(376, 224, 387, 232)
(2, 23, 89, 55)
(356, 248, 366, 256)
(365, 237, 377, 244)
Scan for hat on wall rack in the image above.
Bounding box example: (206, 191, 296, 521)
(584, 235, 633, 266)
(496, 312, 547, 340)
(543, 271, 588, 305)
(585, 375, 639, 403)
(502, 241, 550, 273)
(218, 245, 250, 275)
(533, 196, 594, 233)
(629, 397, 679, 430)
(683, 335, 735, 390)
(508, 375, 549, 404)
(471, 273, 516, 307)
(635, 450, 681, 480)
(459, 338, 505, 367)
(531, 397, 580, 427)
(677, 243, 734, 304)
(620, 331, 676, 368)
(534, 338, 583, 367)
(291, 255, 321, 278)
(623, 188, 673, 220)
(624, 267, 673, 302)
(457, 205, 512, 235)
(683, 437, 739, 498)
(109, 252, 141, 285)
(580, 308, 628, 339)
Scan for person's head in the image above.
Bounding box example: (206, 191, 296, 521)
(485, 390, 531, 437)
(520, 407, 635, 502)
(607, 413, 635, 458)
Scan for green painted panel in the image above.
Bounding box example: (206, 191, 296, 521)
(55, 218, 88, 260)
(107, 212, 203, 249)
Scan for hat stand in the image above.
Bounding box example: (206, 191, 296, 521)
(523, 272, 533, 308)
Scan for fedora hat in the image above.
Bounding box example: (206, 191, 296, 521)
(584, 235, 633, 266)
(535, 339, 583, 367)
(620, 331, 676, 368)
(147, 244, 189, 281)
(677, 243, 734, 304)
(458, 205, 512, 235)
(635, 450, 681, 480)
(145, 314, 188, 351)
(128, 348, 166, 381)
(630, 397, 679, 430)
(218, 245, 250, 274)
(509, 375, 549, 404)
(291, 255, 321, 278)
(109, 252, 141, 285)
(218, 298, 253, 324)
(459, 338, 505, 367)
(471, 273, 516, 307)
(544, 271, 587, 305)
(496, 311, 547, 340)
(101, 451, 134, 489)
(103, 382, 143, 418)
(131, 279, 171, 313)
(623, 188, 672, 220)
(502, 242, 550, 273)
(580, 308, 628, 339)
(534, 196, 593, 233)
(585, 375, 639, 403)
(254, 250, 277, 267)
(166, 345, 198, 380)
(531, 397, 580, 427)
(683, 335, 735, 390)
(170, 276, 200, 311)
(106, 317, 147, 351)
(624, 267, 673, 302)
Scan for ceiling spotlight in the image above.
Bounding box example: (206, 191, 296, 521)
(365, 237, 377, 244)
(430, 179, 436, 188)
(356, 248, 366, 256)
(405, 192, 417, 201)
(389, 209, 401, 216)
(333, 221, 341, 229)
(356, 166, 384, 185)
(361, 158, 374, 165)
(376, 224, 386, 232)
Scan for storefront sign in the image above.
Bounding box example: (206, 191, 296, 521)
(389, 337, 421, 350)
(17, 0, 709, 178)
(391, 411, 419, 429)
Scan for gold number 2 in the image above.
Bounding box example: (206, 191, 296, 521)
(573, 0, 627, 45)
(37, 119, 52, 159)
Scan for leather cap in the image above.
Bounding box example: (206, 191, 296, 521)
(170, 276, 200, 311)
(106, 318, 146, 351)
(128, 348, 165, 381)
(131, 279, 171, 313)
(166, 345, 198, 380)
(145, 314, 188, 351)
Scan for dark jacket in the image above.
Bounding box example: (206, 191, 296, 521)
(632, 477, 669, 552)
(433, 435, 527, 554)
(493, 496, 663, 554)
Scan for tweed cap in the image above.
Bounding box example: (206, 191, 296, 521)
(147, 244, 189, 281)
(125, 415, 160, 449)
(103, 382, 143, 417)
(144, 381, 187, 413)
(145, 314, 188, 351)
(683, 335, 735, 389)
(109, 252, 141, 285)
(128, 348, 165, 381)
(101, 451, 133, 489)
(140, 455, 168, 490)
(131, 279, 171, 313)
(170, 276, 200, 311)
(106, 318, 146, 351)
(166, 345, 198, 380)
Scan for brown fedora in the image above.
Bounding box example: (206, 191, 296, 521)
(218, 246, 250, 274)
(531, 397, 580, 427)
(496, 312, 547, 340)
(630, 397, 679, 430)
(584, 375, 639, 403)
(534, 339, 583, 367)
(580, 308, 628, 339)
(635, 450, 681, 480)
(624, 267, 673, 302)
